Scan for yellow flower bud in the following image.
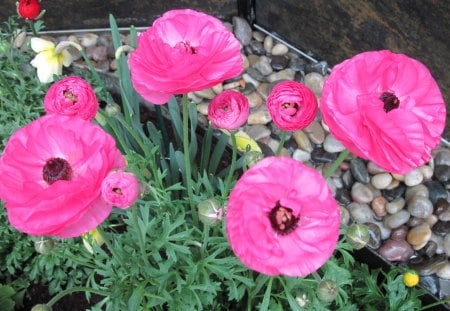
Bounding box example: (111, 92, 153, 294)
(403, 269, 419, 287)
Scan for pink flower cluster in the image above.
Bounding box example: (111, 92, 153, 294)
(0, 76, 140, 238)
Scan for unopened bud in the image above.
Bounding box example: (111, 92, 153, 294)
(317, 279, 338, 302)
(31, 304, 52, 311)
(34, 236, 55, 255)
(198, 198, 223, 226)
(104, 103, 121, 117)
(82, 228, 105, 254)
(244, 151, 263, 168)
(346, 223, 370, 250)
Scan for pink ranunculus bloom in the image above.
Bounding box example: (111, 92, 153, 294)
(44, 76, 99, 121)
(129, 9, 243, 105)
(208, 90, 250, 130)
(266, 81, 318, 131)
(0, 115, 125, 238)
(101, 171, 140, 209)
(226, 156, 340, 276)
(320, 50, 446, 174)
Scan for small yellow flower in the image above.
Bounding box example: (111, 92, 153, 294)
(82, 228, 105, 254)
(30, 37, 79, 83)
(403, 269, 419, 287)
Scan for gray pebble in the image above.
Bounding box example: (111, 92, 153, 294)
(323, 134, 346, 153)
(435, 165, 450, 183)
(351, 182, 374, 204)
(385, 197, 406, 214)
(407, 195, 433, 218)
(435, 150, 450, 166)
(383, 210, 411, 229)
(348, 202, 375, 223)
(404, 168, 424, 187)
(371, 173, 393, 190)
(232, 16, 252, 46)
(350, 158, 370, 184)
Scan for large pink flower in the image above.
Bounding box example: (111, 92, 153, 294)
(266, 81, 318, 131)
(44, 76, 99, 121)
(226, 156, 340, 276)
(320, 50, 446, 174)
(0, 115, 125, 238)
(129, 9, 243, 105)
(208, 90, 250, 130)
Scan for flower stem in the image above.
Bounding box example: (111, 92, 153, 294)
(47, 286, 109, 307)
(182, 94, 196, 224)
(419, 299, 450, 310)
(224, 131, 238, 197)
(323, 149, 350, 179)
(28, 20, 38, 37)
(275, 131, 287, 156)
(312, 271, 322, 282)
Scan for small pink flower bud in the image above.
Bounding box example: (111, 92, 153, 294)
(101, 171, 139, 208)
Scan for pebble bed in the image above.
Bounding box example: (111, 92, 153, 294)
(20, 16, 450, 303)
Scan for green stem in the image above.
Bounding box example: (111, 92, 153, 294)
(224, 131, 238, 197)
(28, 20, 38, 37)
(312, 271, 322, 282)
(131, 206, 151, 266)
(323, 149, 350, 179)
(420, 299, 450, 311)
(275, 131, 287, 156)
(47, 286, 109, 307)
(182, 94, 196, 224)
(155, 105, 169, 154)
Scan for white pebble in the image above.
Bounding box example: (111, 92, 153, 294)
(371, 173, 393, 190)
(404, 168, 424, 187)
(293, 149, 311, 163)
(271, 43, 289, 55)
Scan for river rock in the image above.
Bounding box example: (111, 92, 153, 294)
(267, 68, 295, 82)
(292, 130, 313, 152)
(381, 184, 406, 201)
(432, 221, 450, 237)
(351, 182, 374, 204)
(385, 197, 405, 214)
(304, 72, 325, 97)
(348, 202, 375, 223)
(232, 16, 252, 46)
(407, 195, 434, 218)
(404, 168, 424, 187)
(405, 184, 429, 202)
(378, 239, 413, 262)
(435, 165, 450, 183)
(407, 223, 432, 250)
(435, 150, 450, 166)
(371, 196, 388, 217)
(367, 161, 387, 174)
(247, 109, 271, 125)
(263, 35, 273, 53)
(350, 158, 370, 184)
(424, 180, 448, 204)
(384, 210, 410, 229)
(292, 148, 311, 163)
(254, 56, 273, 76)
(271, 43, 289, 55)
(390, 225, 409, 241)
(323, 134, 346, 153)
(365, 222, 382, 249)
(371, 173, 392, 190)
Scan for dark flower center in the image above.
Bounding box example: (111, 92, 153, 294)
(176, 41, 197, 54)
(112, 187, 123, 195)
(380, 92, 400, 113)
(268, 201, 299, 235)
(63, 90, 77, 104)
(282, 102, 299, 116)
(43, 157, 72, 185)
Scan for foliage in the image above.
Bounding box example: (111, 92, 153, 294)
(0, 11, 440, 311)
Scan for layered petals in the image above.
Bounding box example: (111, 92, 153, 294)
(30, 38, 73, 83)
(0, 115, 125, 237)
(44, 76, 99, 120)
(208, 90, 250, 130)
(226, 156, 340, 276)
(129, 9, 243, 105)
(320, 50, 446, 174)
(266, 81, 318, 131)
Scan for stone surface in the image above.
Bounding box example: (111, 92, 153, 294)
(383, 210, 410, 229)
(350, 158, 370, 184)
(378, 239, 413, 262)
(371, 173, 392, 190)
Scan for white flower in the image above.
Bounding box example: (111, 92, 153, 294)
(30, 37, 75, 83)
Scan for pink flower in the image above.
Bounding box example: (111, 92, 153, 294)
(208, 90, 250, 130)
(0, 115, 125, 238)
(101, 171, 140, 208)
(266, 81, 318, 131)
(320, 50, 446, 174)
(226, 156, 340, 276)
(129, 9, 243, 105)
(44, 76, 99, 121)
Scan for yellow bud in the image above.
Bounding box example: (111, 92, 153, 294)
(82, 228, 105, 254)
(403, 269, 419, 287)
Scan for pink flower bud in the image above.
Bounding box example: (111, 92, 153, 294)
(44, 76, 99, 121)
(208, 90, 250, 130)
(101, 171, 140, 209)
(266, 81, 318, 131)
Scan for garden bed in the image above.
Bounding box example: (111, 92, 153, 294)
(2, 7, 449, 310)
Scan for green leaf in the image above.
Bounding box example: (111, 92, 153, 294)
(259, 277, 273, 311)
(127, 283, 145, 311)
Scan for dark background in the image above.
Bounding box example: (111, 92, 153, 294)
(2, 0, 448, 137)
